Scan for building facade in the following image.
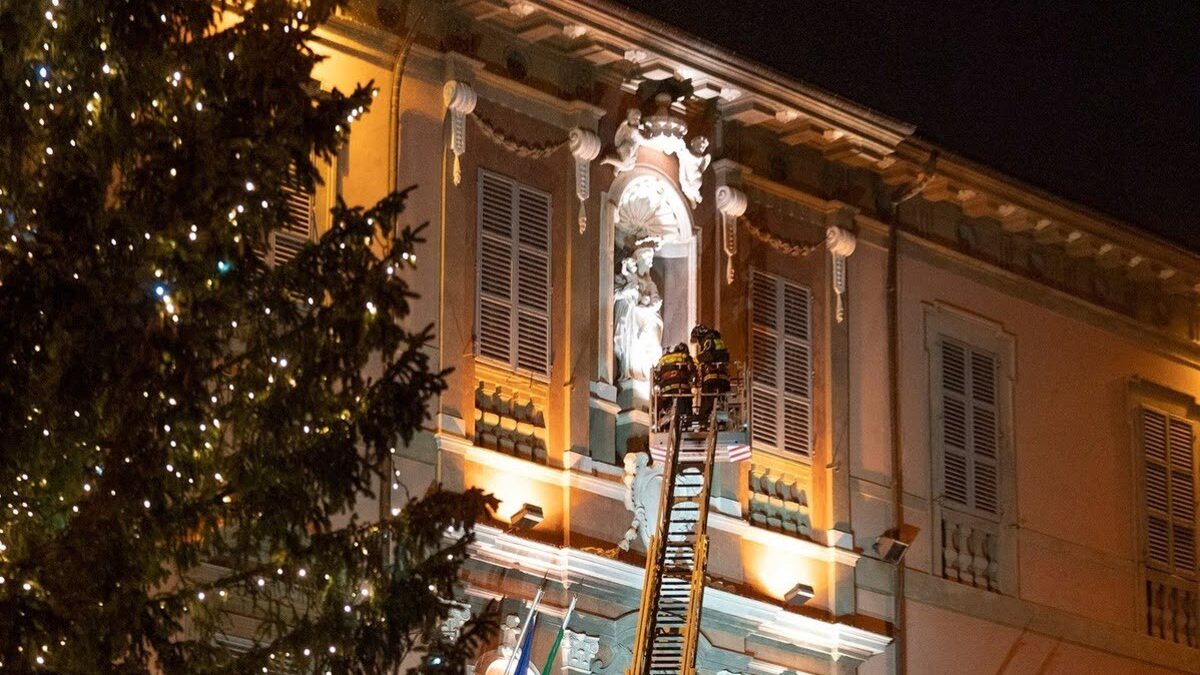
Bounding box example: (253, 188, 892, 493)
(295, 1, 1200, 672)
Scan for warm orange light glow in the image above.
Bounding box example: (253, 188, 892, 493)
(462, 453, 561, 531)
(742, 539, 824, 602)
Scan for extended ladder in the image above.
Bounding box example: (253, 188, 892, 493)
(628, 405, 719, 675)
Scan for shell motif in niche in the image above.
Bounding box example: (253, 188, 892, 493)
(614, 175, 684, 244)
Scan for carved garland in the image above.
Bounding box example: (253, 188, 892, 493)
(443, 81, 600, 233)
(470, 112, 568, 159)
(742, 217, 823, 257)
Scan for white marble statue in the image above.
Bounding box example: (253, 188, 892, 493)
(678, 135, 711, 207)
(601, 109, 644, 174)
(612, 242, 663, 384)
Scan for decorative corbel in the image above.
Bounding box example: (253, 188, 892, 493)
(715, 186, 747, 284)
(568, 128, 601, 233)
(826, 225, 857, 322)
(443, 80, 477, 186)
(441, 603, 472, 642)
(563, 630, 601, 673)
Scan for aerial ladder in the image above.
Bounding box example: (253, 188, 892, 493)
(628, 368, 749, 675)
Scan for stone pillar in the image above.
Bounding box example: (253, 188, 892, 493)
(825, 218, 858, 617)
(588, 381, 619, 464)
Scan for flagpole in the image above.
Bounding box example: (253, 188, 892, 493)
(504, 584, 546, 675)
(538, 596, 577, 675)
(561, 595, 577, 631)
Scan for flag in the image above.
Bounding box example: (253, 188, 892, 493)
(723, 442, 752, 463)
(511, 614, 537, 675)
(538, 596, 577, 675)
(504, 582, 545, 675)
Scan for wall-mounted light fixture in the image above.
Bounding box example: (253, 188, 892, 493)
(784, 583, 815, 608)
(510, 503, 544, 530)
(875, 524, 920, 565)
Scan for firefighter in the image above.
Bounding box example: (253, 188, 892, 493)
(654, 342, 695, 430)
(691, 325, 730, 421)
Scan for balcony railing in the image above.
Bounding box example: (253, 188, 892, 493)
(1146, 569, 1198, 647)
(747, 466, 811, 538)
(940, 509, 1000, 592)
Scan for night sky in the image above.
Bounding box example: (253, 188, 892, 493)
(620, 1, 1200, 250)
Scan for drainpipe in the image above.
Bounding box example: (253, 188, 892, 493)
(380, 0, 439, 526)
(885, 149, 937, 675)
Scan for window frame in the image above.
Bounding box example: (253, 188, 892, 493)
(748, 269, 814, 460)
(1128, 380, 1200, 645)
(258, 155, 338, 268)
(473, 168, 552, 380)
(925, 302, 1017, 595)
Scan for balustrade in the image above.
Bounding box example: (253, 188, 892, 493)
(940, 511, 999, 592)
(1146, 569, 1198, 647)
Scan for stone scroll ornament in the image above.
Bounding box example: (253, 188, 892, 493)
(568, 128, 601, 233)
(715, 185, 747, 285)
(825, 225, 857, 323)
(442, 80, 477, 186)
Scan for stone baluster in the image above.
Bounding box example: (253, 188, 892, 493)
(985, 532, 1000, 591)
(1147, 581, 1164, 639)
(1186, 588, 1198, 647)
(956, 524, 973, 585)
(941, 520, 959, 582)
(969, 529, 989, 589)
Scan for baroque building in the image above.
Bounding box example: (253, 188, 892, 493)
(283, 1, 1200, 672)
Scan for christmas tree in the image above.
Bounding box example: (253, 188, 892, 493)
(0, 0, 494, 672)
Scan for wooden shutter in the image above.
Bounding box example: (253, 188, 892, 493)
(514, 186, 551, 375)
(1142, 408, 1197, 576)
(938, 337, 1000, 517)
(259, 164, 314, 266)
(750, 271, 811, 457)
(476, 171, 551, 376)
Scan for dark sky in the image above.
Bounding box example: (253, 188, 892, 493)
(620, 1, 1200, 251)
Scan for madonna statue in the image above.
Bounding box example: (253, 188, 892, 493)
(613, 241, 663, 384)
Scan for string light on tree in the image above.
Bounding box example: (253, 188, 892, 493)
(0, 0, 494, 672)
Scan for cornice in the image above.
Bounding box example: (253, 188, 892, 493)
(315, 13, 402, 68)
(454, 0, 911, 165)
(469, 525, 891, 663)
(437, 433, 862, 566)
(326, 3, 1200, 317)
(853, 217, 1200, 371)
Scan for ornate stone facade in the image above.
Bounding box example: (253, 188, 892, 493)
(292, 2, 1200, 673)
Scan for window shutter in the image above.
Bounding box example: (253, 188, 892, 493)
(1142, 407, 1197, 576)
(259, 164, 314, 266)
(750, 271, 811, 457)
(750, 273, 778, 451)
(514, 186, 551, 376)
(476, 170, 551, 376)
(477, 172, 515, 364)
(938, 337, 1000, 517)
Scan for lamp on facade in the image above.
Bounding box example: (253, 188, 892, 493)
(784, 583, 815, 607)
(874, 524, 919, 564)
(510, 503, 544, 530)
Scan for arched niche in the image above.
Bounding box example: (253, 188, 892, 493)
(599, 167, 697, 401)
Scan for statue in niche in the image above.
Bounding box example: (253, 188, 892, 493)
(612, 239, 663, 384)
(601, 109, 644, 174)
(677, 135, 711, 207)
